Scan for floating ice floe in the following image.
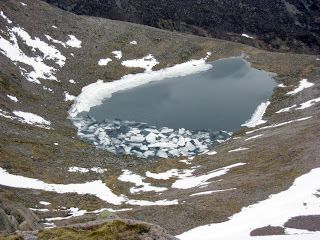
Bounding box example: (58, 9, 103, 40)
(172, 163, 246, 189)
(190, 188, 236, 196)
(98, 58, 112, 66)
(118, 170, 167, 193)
(7, 94, 18, 102)
(241, 33, 254, 39)
(0, 167, 178, 206)
(246, 116, 312, 135)
(242, 101, 270, 128)
(121, 54, 159, 72)
(72, 116, 230, 158)
(286, 79, 314, 95)
(177, 168, 320, 240)
(112, 50, 122, 60)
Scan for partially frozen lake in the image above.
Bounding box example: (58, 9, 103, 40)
(89, 58, 275, 131)
(74, 57, 276, 158)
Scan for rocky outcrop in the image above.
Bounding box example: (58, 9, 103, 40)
(43, 0, 320, 53)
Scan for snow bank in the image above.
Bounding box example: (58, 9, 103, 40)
(69, 56, 212, 116)
(172, 163, 246, 189)
(7, 94, 18, 102)
(13, 111, 51, 127)
(241, 33, 254, 39)
(64, 91, 75, 101)
(286, 79, 314, 95)
(245, 134, 263, 141)
(112, 50, 122, 60)
(0, 11, 12, 24)
(246, 116, 312, 135)
(190, 188, 236, 196)
(228, 147, 249, 153)
(66, 35, 81, 48)
(296, 97, 320, 110)
(242, 101, 270, 128)
(177, 168, 320, 240)
(0, 167, 178, 206)
(121, 54, 159, 72)
(98, 58, 112, 66)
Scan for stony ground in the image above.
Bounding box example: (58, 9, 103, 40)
(0, 0, 320, 238)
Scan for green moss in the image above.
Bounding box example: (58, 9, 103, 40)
(97, 210, 111, 220)
(38, 220, 151, 240)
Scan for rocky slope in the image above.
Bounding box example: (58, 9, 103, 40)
(43, 0, 320, 54)
(0, 0, 320, 239)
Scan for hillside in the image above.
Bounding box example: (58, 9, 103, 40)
(43, 0, 320, 53)
(0, 0, 320, 239)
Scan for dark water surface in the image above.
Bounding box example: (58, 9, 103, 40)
(88, 58, 276, 132)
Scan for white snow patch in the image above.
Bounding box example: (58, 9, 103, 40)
(43, 86, 53, 92)
(246, 116, 312, 135)
(245, 134, 263, 141)
(276, 104, 297, 113)
(30, 208, 49, 212)
(68, 167, 89, 173)
(206, 150, 217, 155)
(241, 33, 254, 39)
(129, 41, 137, 45)
(98, 58, 112, 66)
(13, 111, 51, 128)
(52, 25, 57, 29)
(7, 95, 18, 102)
(190, 188, 236, 196)
(0, 167, 177, 206)
(39, 201, 51, 206)
(0, 109, 16, 120)
(44, 34, 66, 48)
(242, 101, 270, 128)
(112, 50, 122, 60)
(177, 168, 320, 240)
(0, 11, 12, 24)
(286, 79, 314, 95)
(20, 2, 27, 6)
(172, 163, 246, 189)
(118, 170, 167, 193)
(69, 79, 76, 84)
(146, 169, 194, 180)
(121, 54, 159, 72)
(53, 142, 58, 146)
(228, 147, 249, 153)
(278, 83, 287, 88)
(66, 35, 81, 48)
(64, 91, 76, 101)
(296, 97, 320, 110)
(70, 56, 212, 116)
(0, 24, 65, 83)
